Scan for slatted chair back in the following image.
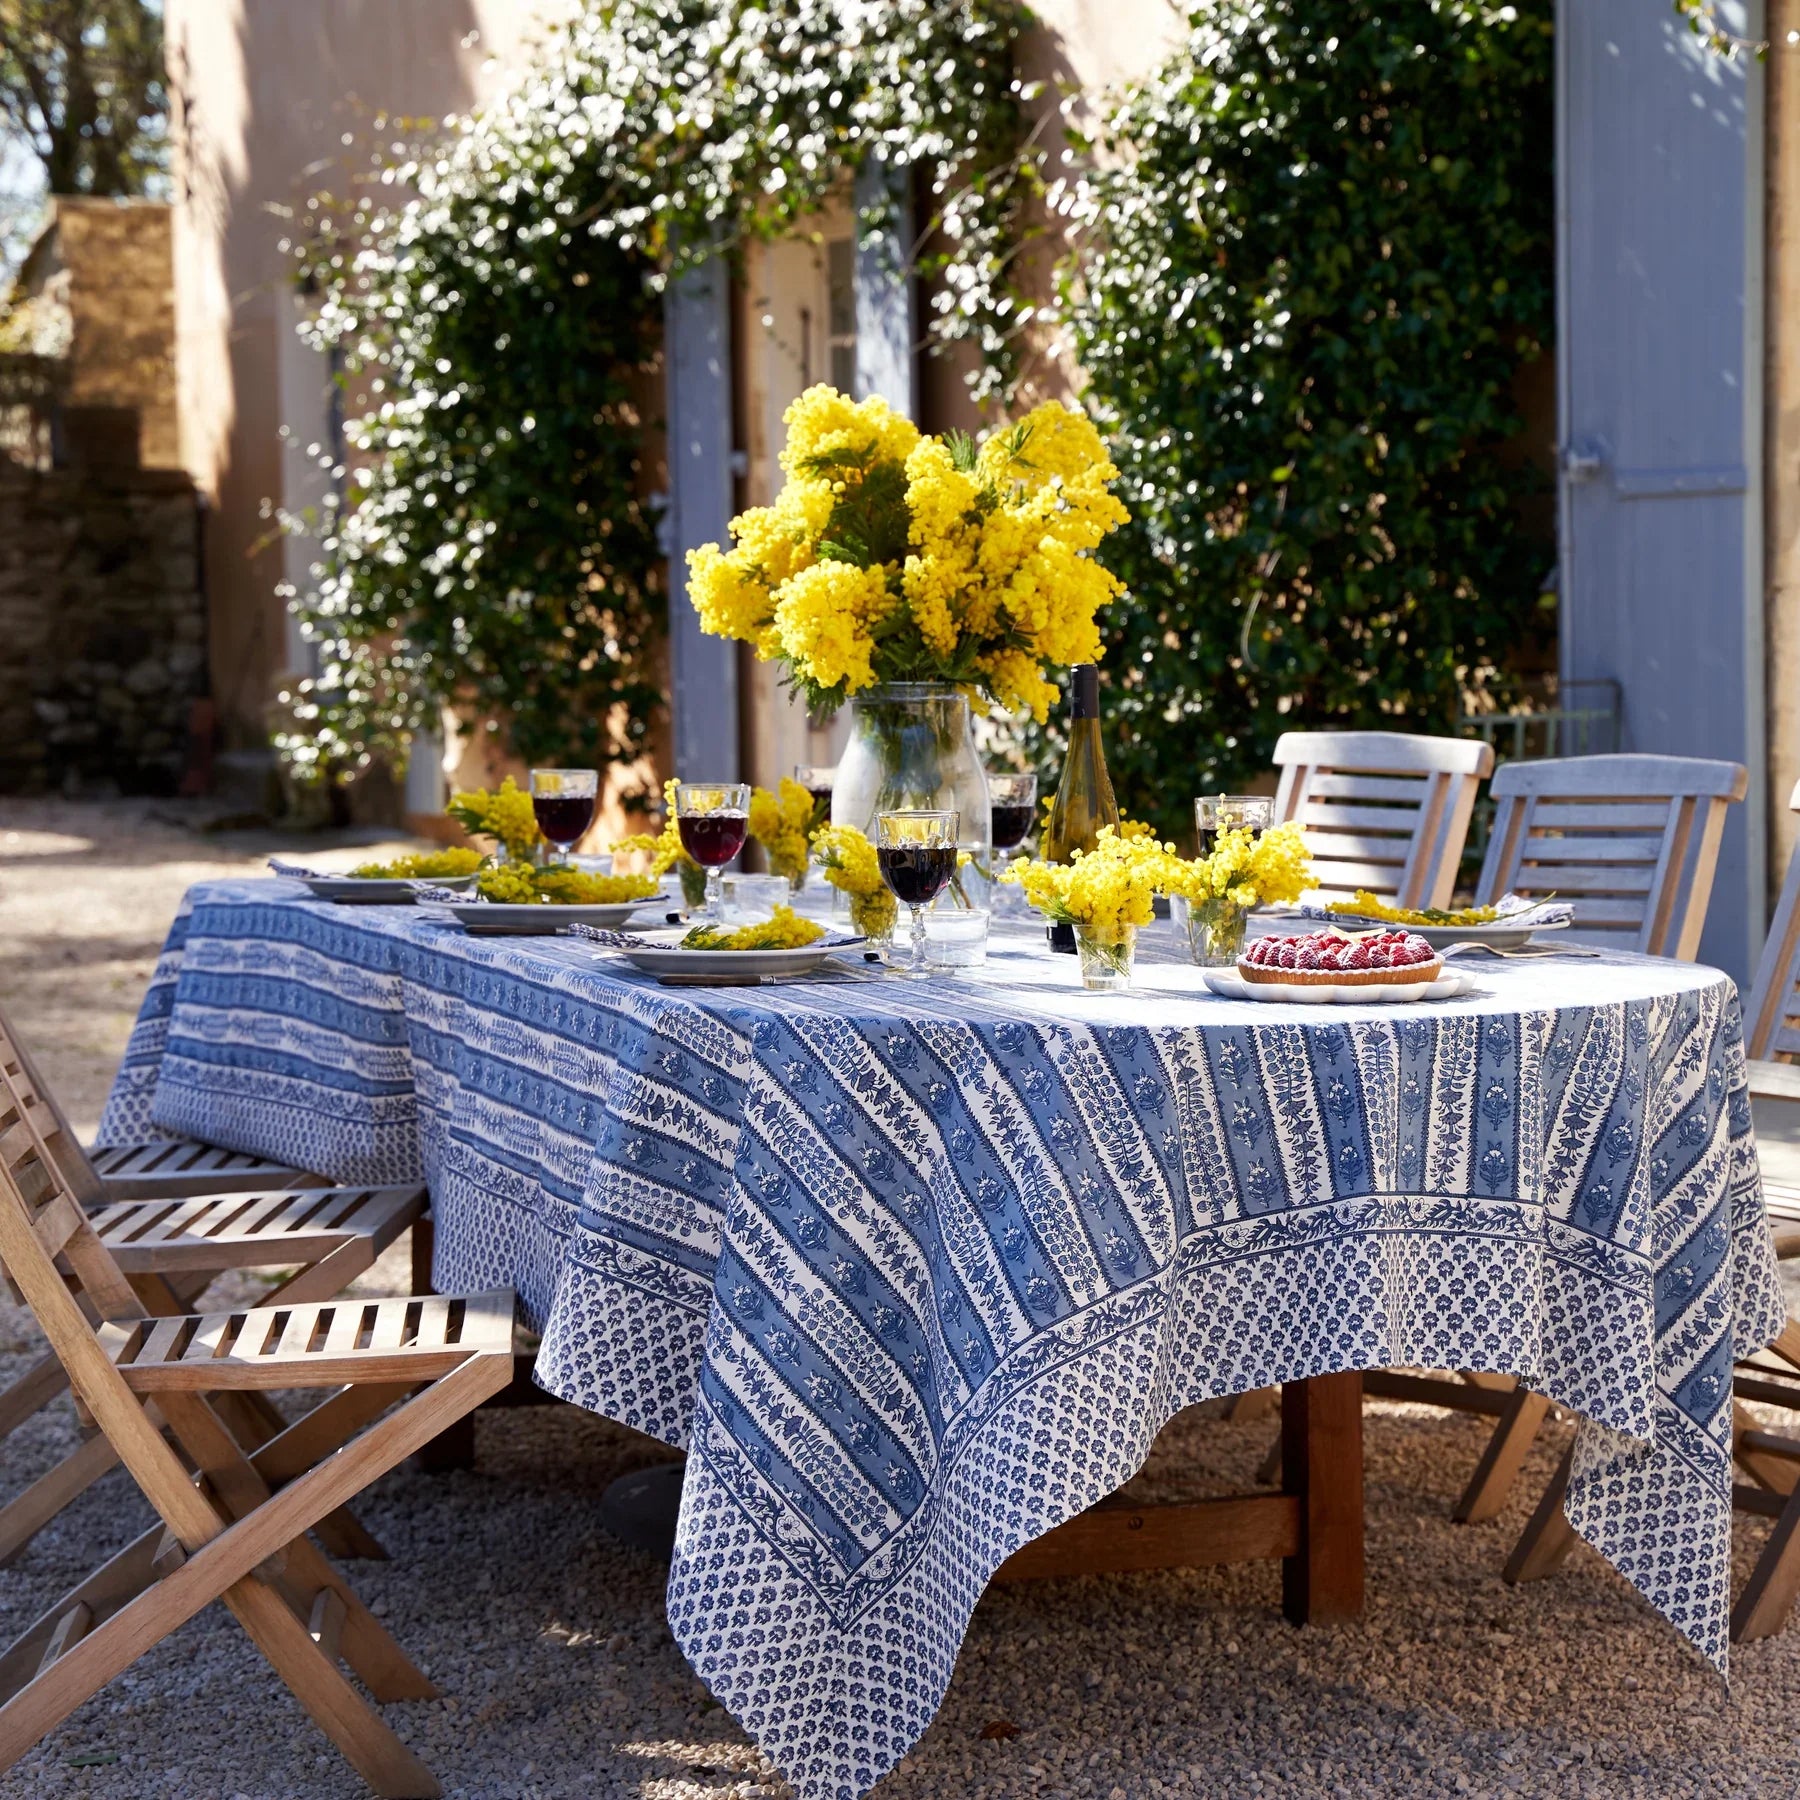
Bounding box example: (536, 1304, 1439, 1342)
(1746, 780, 1800, 1062)
(0, 1004, 108, 1208)
(1271, 731, 1494, 910)
(1473, 753, 1747, 958)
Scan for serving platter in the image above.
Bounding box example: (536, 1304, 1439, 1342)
(442, 895, 676, 936)
(586, 926, 867, 985)
(1203, 968, 1473, 1006)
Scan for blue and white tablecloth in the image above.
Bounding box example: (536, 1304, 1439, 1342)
(102, 881, 1785, 1800)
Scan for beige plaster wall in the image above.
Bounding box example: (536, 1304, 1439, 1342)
(165, 0, 570, 754)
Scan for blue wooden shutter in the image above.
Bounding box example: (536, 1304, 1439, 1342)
(664, 259, 741, 778)
(1557, 0, 1765, 980)
(853, 156, 918, 418)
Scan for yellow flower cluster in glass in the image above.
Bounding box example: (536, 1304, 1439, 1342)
(611, 777, 699, 877)
(1159, 823, 1314, 912)
(747, 777, 816, 882)
(811, 822, 899, 937)
(1003, 827, 1172, 944)
(681, 905, 826, 951)
(1005, 821, 1314, 939)
(447, 776, 542, 861)
(687, 385, 1128, 720)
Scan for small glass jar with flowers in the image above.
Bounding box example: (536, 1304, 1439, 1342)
(747, 778, 817, 892)
(1002, 826, 1170, 991)
(610, 778, 709, 912)
(811, 822, 899, 952)
(1162, 822, 1314, 965)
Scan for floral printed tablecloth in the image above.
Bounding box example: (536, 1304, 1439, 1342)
(104, 881, 1784, 1800)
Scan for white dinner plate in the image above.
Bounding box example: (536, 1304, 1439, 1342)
(299, 874, 479, 905)
(1203, 968, 1473, 1006)
(444, 895, 677, 936)
(588, 926, 867, 985)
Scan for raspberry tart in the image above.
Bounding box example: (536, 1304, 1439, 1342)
(1238, 928, 1443, 988)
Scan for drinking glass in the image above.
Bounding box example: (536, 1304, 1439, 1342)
(1194, 792, 1274, 859)
(674, 781, 751, 924)
(530, 768, 598, 862)
(876, 810, 959, 978)
(793, 763, 836, 828)
(987, 770, 1038, 863)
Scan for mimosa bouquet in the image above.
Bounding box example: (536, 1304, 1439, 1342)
(1160, 823, 1314, 964)
(611, 777, 707, 911)
(1004, 827, 1173, 952)
(811, 823, 899, 942)
(687, 386, 1129, 720)
(447, 777, 542, 861)
(747, 778, 818, 888)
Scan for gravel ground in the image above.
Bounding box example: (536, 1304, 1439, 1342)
(3, 795, 1800, 1800)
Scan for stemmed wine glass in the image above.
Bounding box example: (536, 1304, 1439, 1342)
(530, 768, 598, 864)
(674, 782, 751, 924)
(988, 770, 1038, 870)
(876, 810, 959, 978)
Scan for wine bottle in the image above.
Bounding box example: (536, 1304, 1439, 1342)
(1043, 663, 1119, 952)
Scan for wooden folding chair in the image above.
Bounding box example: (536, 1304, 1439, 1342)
(0, 1059, 513, 1797)
(1474, 752, 1748, 955)
(0, 996, 326, 1200)
(1500, 780, 1800, 1638)
(1349, 750, 1749, 1518)
(1271, 730, 1494, 910)
(0, 1014, 427, 1568)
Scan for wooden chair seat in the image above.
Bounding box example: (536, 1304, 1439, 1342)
(0, 1054, 512, 1798)
(103, 1290, 516, 1392)
(93, 1186, 424, 1280)
(86, 1137, 325, 1201)
(0, 1013, 429, 1570)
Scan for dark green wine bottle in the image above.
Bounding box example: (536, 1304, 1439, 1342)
(1044, 664, 1118, 951)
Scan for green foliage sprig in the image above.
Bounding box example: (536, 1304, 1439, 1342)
(1047, 0, 1554, 844)
(276, 0, 1040, 788)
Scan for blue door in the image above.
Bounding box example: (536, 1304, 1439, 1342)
(1557, 0, 1765, 980)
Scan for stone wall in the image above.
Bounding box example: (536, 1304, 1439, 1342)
(0, 466, 206, 794)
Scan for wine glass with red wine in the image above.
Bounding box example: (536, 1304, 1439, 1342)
(793, 763, 836, 829)
(674, 781, 752, 923)
(988, 770, 1038, 864)
(530, 769, 598, 862)
(876, 810, 959, 978)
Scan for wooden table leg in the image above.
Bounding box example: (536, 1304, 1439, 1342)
(1281, 1370, 1363, 1624)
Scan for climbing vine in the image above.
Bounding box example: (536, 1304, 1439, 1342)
(276, 0, 1039, 787)
(1048, 0, 1555, 844)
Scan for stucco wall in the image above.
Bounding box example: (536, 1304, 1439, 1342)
(164, 0, 572, 757)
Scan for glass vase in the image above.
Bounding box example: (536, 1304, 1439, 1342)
(1185, 898, 1247, 967)
(833, 684, 992, 867)
(1075, 923, 1136, 992)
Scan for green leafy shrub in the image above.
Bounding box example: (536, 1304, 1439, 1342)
(279, 0, 1039, 788)
(1056, 0, 1553, 839)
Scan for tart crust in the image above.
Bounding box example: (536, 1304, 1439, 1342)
(1237, 954, 1444, 987)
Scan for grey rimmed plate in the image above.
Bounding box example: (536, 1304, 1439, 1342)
(589, 927, 868, 985)
(1202, 968, 1473, 1006)
(443, 895, 677, 936)
(298, 874, 479, 905)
